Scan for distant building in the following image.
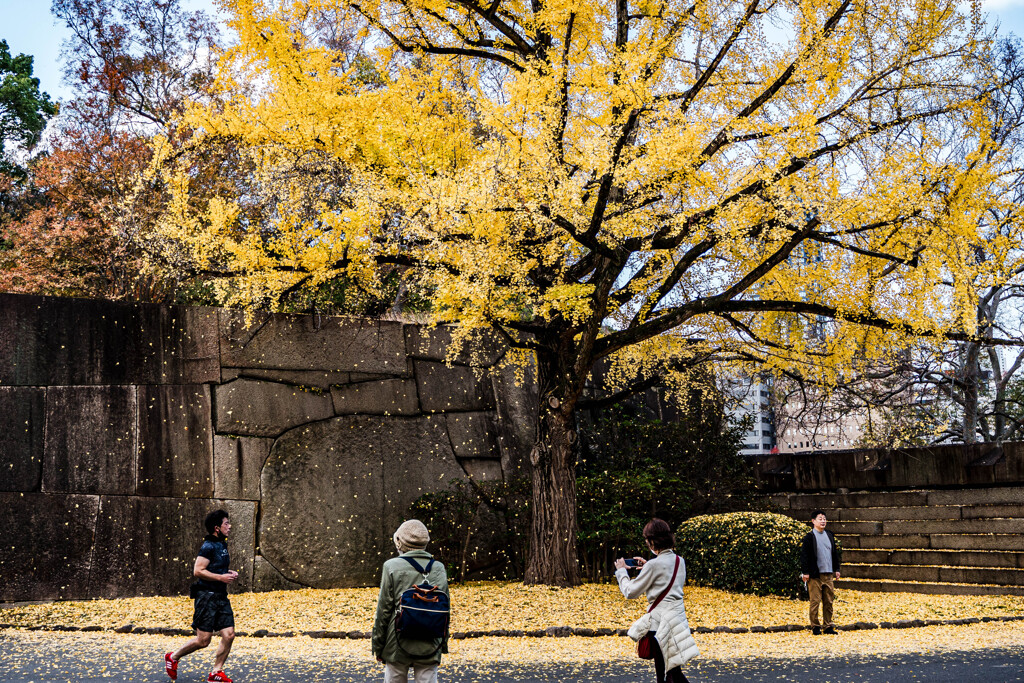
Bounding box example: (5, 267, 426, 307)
(723, 374, 776, 456)
(775, 397, 866, 452)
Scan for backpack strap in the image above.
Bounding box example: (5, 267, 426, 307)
(647, 555, 680, 614)
(400, 556, 425, 574)
(400, 556, 435, 580)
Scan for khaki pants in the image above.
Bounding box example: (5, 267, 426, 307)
(383, 662, 438, 683)
(808, 573, 836, 627)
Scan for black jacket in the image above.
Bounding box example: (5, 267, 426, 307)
(799, 529, 841, 578)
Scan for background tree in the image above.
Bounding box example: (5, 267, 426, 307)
(0, 0, 220, 299)
(149, 0, 1024, 584)
(0, 40, 56, 179)
(772, 37, 1024, 450)
(0, 40, 56, 254)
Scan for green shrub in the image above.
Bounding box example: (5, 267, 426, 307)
(676, 512, 808, 597)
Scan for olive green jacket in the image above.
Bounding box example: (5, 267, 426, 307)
(371, 550, 449, 664)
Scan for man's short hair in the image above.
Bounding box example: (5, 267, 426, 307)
(204, 509, 229, 534)
(811, 509, 826, 520)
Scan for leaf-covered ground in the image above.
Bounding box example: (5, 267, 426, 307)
(3, 582, 1022, 632)
(2, 622, 1024, 670)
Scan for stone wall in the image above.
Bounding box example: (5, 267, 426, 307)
(752, 441, 1024, 491)
(0, 293, 536, 601)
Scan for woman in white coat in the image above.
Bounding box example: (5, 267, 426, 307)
(614, 518, 699, 683)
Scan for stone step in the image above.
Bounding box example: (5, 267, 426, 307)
(836, 506, 959, 521)
(784, 504, 1024, 523)
(777, 491, 929, 510)
(843, 548, 1024, 569)
(928, 487, 1024, 507)
(778, 486, 1024, 511)
(837, 533, 1024, 551)
(835, 578, 1024, 596)
(843, 563, 1024, 585)
(830, 518, 1024, 536)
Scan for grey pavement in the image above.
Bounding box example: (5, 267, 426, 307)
(1, 632, 1024, 683)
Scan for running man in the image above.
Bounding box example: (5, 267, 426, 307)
(165, 509, 239, 682)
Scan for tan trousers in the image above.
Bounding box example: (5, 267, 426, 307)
(808, 573, 835, 627)
(383, 662, 438, 683)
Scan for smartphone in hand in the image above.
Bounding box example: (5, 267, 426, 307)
(624, 559, 639, 567)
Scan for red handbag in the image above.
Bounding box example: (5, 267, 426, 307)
(637, 555, 680, 660)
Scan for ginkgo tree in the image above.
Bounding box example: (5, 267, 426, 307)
(149, 0, 1024, 584)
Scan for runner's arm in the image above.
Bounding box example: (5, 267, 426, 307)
(193, 556, 237, 583)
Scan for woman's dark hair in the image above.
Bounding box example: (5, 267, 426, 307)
(204, 509, 229, 534)
(643, 518, 675, 551)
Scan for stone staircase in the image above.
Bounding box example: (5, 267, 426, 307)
(772, 486, 1024, 596)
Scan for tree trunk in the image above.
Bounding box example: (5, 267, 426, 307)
(962, 343, 980, 445)
(523, 402, 582, 585)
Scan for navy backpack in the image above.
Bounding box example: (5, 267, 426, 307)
(395, 557, 450, 653)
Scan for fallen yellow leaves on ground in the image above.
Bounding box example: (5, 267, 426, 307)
(3, 621, 1024, 665)
(3, 582, 1023, 632)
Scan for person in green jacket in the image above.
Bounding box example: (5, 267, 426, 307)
(372, 519, 450, 683)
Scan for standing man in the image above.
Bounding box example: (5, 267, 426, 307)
(373, 519, 450, 683)
(165, 509, 239, 682)
(800, 509, 841, 635)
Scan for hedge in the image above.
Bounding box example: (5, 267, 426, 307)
(676, 512, 810, 597)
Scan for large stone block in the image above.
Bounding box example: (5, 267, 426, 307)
(90, 496, 256, 598)
(0, 387, 45, 492)
(331, 378, 420, 416)
(252, 555, 304, 592)
(414, 361, 497, 413)
(0, 294, 219, 386)
(445, 411, 500, 459)
(459, 458, 504, 482)
(221, 368, 352, 390)
(220, 310, 408, 374)
(43, 386, 137, 495)
(490, 357, 538, 474)
(0, 493, 99, 601)
(214, 436, 272, 500)
(169, 305, 222, 382)
(259, 415, 465, 587)
(214, 379, 334, 437)
(137, 385, 214, 498)
(404, 325, 505, 366)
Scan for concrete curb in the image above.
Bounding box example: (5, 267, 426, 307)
(3, 615, 1023, 639)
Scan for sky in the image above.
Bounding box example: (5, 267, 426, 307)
(1, 0, 1023, 105)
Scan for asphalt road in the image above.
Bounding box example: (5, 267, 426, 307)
(1, 632, 1023, 683)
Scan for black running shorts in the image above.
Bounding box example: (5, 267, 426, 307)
(192, 592, 235, 633)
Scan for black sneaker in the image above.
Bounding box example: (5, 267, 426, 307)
(812, 626, 822, 635)
(823, 626, 837, 635)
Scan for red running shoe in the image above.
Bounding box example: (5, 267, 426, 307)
(164, 653, 178, 680)
(208, 671, 233, 682)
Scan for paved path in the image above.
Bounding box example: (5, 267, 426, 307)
(1, 631, 1023, 682)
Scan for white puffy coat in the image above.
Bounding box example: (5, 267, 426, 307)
(615, 550, 700, 671)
